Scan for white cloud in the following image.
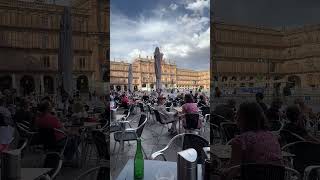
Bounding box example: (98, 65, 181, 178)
(169, 3, 179, 10)
(193, 28, 210, 48)
(111, 0, 209, 70)
(128, 49, 148, 60)
(185, 0, 209, 14)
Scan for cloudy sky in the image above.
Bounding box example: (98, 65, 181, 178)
(111, 0, 210, 70)
(213, 0, 320, 28)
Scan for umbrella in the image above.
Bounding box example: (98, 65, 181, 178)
(128, 64, 133, 92)
(58, 6, 73, 98)
(154, 47, 163, 91)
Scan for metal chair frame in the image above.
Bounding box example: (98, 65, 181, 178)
(220, 122, 239, 144)
(41, 152, 63, 180)
(75, 165, 110, 180)
(303, 165, 320, 180)
(112, 115, 148, 156)
(151, 133, 209, 163)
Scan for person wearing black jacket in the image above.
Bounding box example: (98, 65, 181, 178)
(256, 92, 268, 113)
(14, 99, 34, 128)
(197, 95, 207, 108)
(266, 98, 283, 121)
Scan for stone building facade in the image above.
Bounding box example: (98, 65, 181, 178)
(0, 0, 109, 96)
(110, 57, 210, 91)
(212, 22, 320, 93)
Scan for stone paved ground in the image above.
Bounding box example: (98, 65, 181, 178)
(110, 107, 210, 179)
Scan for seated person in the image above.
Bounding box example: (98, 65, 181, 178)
(229, 102, 283, 167)
(266, 98, 283, 121)
(182, 94, 201, 129)
(71, 101, 88, 122)
(197, 95, 208, 108)
(0, 97, 14, 153)
(34, 100, 66, 141)
(14, 99, 34, 126)
(213, 99, 236, 125)
(283, 105, 320, 143)
(34, 101, 79, 160)
(154, 96, 179, 135)
(294, 98, 316, 120)
(120, 94, 130, 109)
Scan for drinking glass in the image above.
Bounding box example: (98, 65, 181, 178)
(155, 167, 175, 180)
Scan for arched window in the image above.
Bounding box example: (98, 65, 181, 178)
(43, 76, 54, 94)
(222, 76, 228, 82)
(20, 75, 35, 95)
(0, 76, 12, 91)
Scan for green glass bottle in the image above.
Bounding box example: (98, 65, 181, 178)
(134, 138, 144, 180)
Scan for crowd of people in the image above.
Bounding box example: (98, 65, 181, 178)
(212, 92, 320, 170)
(0, 89, 108, 162)
(110, 89, 210, 135)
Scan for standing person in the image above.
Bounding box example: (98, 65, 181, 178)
(255, 92, 268, 113)
(213, 99, 236, 124)
(193, 93, 199, 103)
(189, 91, 193, 97)
(283, 84, 291, 105)
(93, 90, 97, 101)
(88, 91, 92, 101)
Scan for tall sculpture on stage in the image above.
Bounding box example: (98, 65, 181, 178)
(154, 47, 163, 92)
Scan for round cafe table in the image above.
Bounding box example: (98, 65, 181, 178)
(116, 159, 202, 180)
(0, 168, 52, 180)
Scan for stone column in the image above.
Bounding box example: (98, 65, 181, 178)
(73, 74, 77, 93)
(11, 74, 17, 90)
(54, 75, 59, 96)
(40, 74, 44, 95)
(91, 73, 95, 92)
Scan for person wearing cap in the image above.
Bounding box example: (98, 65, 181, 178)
(155, 96, 178, 135)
